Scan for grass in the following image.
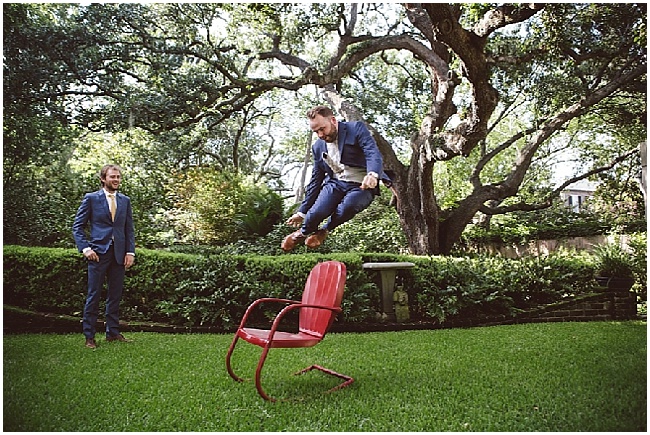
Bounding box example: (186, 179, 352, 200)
(3, 321, 646, 431)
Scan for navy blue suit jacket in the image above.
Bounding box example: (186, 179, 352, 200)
(299, 121, 391, 215)
(72, 189, 135, 264)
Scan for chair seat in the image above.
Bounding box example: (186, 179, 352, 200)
(238, 327, 322, 348)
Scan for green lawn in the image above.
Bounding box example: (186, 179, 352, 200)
(3, 321, 646, 431)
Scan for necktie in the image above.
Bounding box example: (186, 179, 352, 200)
(108, 194, 116, 221)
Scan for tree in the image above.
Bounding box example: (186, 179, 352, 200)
(3, 4, 89, 246)
(5, 3, 646, 253)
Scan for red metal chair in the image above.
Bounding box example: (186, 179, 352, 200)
(225, 260, 353, 401)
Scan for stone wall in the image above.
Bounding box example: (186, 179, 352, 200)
(476, 235, 636, 259)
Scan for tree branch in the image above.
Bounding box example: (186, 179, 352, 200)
(473, 4, 545, 38)
(480, 147, 639, 214)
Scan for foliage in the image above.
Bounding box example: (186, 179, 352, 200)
(165, 168, 283, 246)
(2, 160, 85, 248)
(219, 187, 406, 255)
(3, 3, 646, 255)
(2, 246, 87, 313)
(325, 192, 407, 254)
(3, 3, 89, 247)
(233, 187, 284, 240)
(1, 245, 199, 322)
(462, 200, 645, 247)
(154, 253, 376, 329)
(216, 223, 293, 256)
(66, 129, 176, 248)
(584, 164, 647, 233)
(412, 250, 597, 323)
(626, 232, 647, 300)
(591, 242, 636, 279)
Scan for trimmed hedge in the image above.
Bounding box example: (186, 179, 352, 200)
(3, 245, 604, 331)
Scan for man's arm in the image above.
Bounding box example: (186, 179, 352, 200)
(123, 197, 136, 269)
(354, 122, 384, 176)
(72, 194, 91, 253)
(72, 194, 101, 262)
(124, 197, 135, 253)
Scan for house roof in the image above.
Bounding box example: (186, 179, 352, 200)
(562, 179, 599, 193)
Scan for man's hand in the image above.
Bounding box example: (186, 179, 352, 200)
(286, 213, 304, 228)
(84, 249, 99, 262)
(124, 254, 135, 270)
(361, 173, 378, 190)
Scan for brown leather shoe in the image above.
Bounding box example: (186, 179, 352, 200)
(106, 333, 131, 343)
(281, 230, 306, 252)
(305, 229, 329, 248)
(85, 338, 97, 349)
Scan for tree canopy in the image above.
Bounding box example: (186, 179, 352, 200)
(3, 3, 646, 254)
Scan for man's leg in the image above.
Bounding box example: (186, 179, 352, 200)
(301, 181, 346, 234)
(282, 181, 345, 251)
(105, 248, 125, 338)
(324, 185, 374, 231)
(82, 254, 110, 340)
(305, 183, 374, 248)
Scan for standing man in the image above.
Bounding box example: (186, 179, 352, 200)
(73, 164, 135, 349)
(282, 105, 392, 251)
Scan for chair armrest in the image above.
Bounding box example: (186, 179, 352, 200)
(236, 297, 302, 329)
(267, 303, 342, 340)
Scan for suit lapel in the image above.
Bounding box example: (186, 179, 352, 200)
(115, 193, 124, 221)
(95, 190, 110, 221)
(337, 122, 348, 154)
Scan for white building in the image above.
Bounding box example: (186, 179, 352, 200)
(560, 179, 599, 212)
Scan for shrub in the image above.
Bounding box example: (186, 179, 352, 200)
(411, 250, 599, 324)
(591, 243, 635, 279)
(2, 245, 199, 321)
(3, 246, 87, 314)
(4, 245, 607, 330)
(626, 232, 647, 301)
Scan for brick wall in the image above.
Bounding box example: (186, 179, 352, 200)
(493, 290, 637, 326)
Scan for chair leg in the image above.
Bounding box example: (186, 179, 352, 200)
(225, 335, 244, 382)
(246, 344, 354, 402)
(254, 345, 275, 401)
(294, 364, 355, 393)
(227, 336, 279, 402)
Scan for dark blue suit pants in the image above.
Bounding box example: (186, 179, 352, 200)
(302, 179, 374, 234)
(82, 244, 125, 339)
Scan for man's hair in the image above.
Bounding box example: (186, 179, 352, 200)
(306, 105, 334, 119)
(99, 164, 122, 185)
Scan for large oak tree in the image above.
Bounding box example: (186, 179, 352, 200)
(4, 3, 646, 253)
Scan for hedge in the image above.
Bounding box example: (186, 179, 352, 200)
(3, 245, 603, 331)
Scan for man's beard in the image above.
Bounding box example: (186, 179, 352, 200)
(325, 125, 338, 143)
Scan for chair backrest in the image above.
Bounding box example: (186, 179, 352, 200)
(299, 261, 346, 339)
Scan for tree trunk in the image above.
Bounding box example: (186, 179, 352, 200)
(389, 136, 441, 255)
(294, 130, 312, 203)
